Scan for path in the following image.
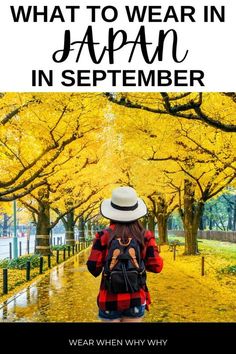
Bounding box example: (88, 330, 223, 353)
(147, 249, 236, 322)
(0, 246, 236, 322)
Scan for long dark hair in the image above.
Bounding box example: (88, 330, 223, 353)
(109, 220, 146, 248)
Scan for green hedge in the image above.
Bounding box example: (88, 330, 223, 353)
(220, 265, 236, 275)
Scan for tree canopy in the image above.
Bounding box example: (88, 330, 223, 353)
(0, 92, 235, 254)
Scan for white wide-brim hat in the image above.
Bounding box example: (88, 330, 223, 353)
(100, 186, 147, 222)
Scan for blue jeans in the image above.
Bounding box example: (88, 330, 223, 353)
(98, 304, 146, 320)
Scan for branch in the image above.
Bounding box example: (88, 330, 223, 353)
(1, 98, 41, 125)
(0, 143, 56, 189)
(161, 92, 202, 114)
(0, 131, 78, 197)
(167, 204, 179, 216)
(0, 138, 27, 169)
(168, 93, 191, 101)
(0, 107, 84, 191)
(148, 154, 207, 164)
(176, 123, 219, 159)
(50, 190, 99, 228)
(60, 216, 67, 228)
(0, 180, 47, 202)
(84, 213, 100, 223)
(222, 194, 234, 206)
(222, 92, 236, 103)
(147, 195, 157, 215)
(75, 201, 100, 223)
(179, 165, 204, 197)
(105, 92, 167, 114)
(20, 199, 39, 215)
(208, 174, 236, 200)
(194, 106, 236, 133)
(105, 92, 236, 133)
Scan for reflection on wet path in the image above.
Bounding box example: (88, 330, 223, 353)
(0, 249, 101, 322)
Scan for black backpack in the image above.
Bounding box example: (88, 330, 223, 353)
(103, 236, 146, 294)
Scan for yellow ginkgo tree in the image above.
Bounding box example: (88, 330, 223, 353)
(110, 93, 236, 254)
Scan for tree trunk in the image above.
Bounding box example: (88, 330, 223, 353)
(183, 179, 204, 255)
(227, 205, 233, 231)
(78, 217, 85, 241)
(142, 216, 148, 229)
(147, 213, 155, 233)
(65, 210, 75, 246)
(199, 215, 204, 230)
(209, 206, 213, 230)
(92, 221, 98, 233)
(35, 187, 51, 255)
(154, 194, 169, 243)
(199, 205, 205, 230)
(87, 220, 92, 239)
(157, 214, 168, 244)
(233, 195, 236, 231)
(167, 216, 173, 230)
(3, 213, 8, 237)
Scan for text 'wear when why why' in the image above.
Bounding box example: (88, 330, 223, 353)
(68, 338, 168, 347)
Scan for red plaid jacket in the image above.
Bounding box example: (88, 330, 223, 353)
(87, 224, 163, 312)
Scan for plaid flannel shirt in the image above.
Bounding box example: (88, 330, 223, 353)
(86, 224, 163, 312)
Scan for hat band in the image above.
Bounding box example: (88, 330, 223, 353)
(111, 201, 138, 211)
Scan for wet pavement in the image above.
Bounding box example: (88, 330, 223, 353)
(0, 248, 101, 322)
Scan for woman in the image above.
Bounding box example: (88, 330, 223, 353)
(87, 186, 163, 322)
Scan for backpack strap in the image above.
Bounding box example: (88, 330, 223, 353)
(109, 248, 121, 270)
(128, 247, 139, 269)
